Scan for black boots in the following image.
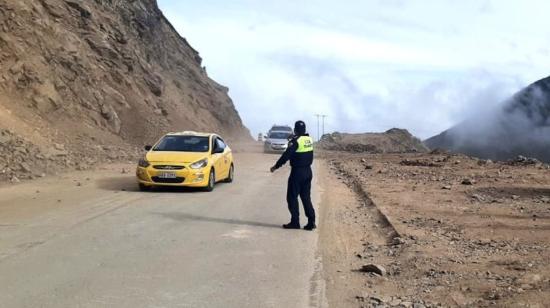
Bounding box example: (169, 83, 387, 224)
(282, 222, 301, 229)
(282, 221, 317, 230)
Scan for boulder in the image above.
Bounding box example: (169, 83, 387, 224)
(360, 264, 387, 276)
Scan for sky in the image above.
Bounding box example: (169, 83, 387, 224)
(158, 0, 550, 140)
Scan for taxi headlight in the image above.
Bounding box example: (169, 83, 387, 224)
(190, 158, 208, 169)
(138, 158, 150, 168)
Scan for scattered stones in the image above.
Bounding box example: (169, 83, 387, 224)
(478, 159, 493, 165)
(100, 103, 122, 134)
(471, 194, 485, 202)
(0, 133, 11, 145)
(19, 162, 31, 173)
(400, 159, 441, 167)
(508, 155, 542, 166)
(144, 73, 163, 97)
(461, 178, 474, 185)
(76, 163, 89, 171)
(66, 1, 92, 18)
(389, 298, 402, 306)
(392, 237, 406, 245)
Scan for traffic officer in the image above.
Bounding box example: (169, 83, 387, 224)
(270, 120, 316, 230)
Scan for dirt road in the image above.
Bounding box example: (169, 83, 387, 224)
(0, 152, 327, 308)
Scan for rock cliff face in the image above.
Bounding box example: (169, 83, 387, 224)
(0, 0, 250, 181)
(426, 76, 550, 162)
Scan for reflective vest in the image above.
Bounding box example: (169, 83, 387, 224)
(296, 136, 314, 153)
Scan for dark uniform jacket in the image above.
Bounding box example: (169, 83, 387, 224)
(273, 134, 314, 169)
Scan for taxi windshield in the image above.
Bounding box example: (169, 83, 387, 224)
(153, 136, 210, 152)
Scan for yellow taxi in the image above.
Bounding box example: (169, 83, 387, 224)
(136, 131, 234, 191)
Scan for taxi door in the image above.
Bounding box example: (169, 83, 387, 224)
(211, 136, 225, 181)
(217, 138, 230, 178)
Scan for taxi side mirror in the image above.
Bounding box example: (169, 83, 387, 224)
(144, 145, 152, 151)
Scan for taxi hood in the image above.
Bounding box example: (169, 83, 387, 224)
(146, 151, 208, 163)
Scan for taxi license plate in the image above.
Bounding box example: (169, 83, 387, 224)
(158, 172, 177, 179)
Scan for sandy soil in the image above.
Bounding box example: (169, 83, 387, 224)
(318, 151, 550, 307)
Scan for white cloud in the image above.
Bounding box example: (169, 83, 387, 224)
(159, 0, 550, 139)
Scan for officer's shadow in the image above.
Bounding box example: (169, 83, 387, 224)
(154, 212, 282, 229)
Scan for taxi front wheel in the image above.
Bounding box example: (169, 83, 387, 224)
(205, 169, 215, 192)
(224, 164, 234, 183)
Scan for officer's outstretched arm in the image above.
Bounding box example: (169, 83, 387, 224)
(270, 140, 298, 172)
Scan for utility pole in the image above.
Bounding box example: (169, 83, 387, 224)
(321, 115, 327, 138)
(314, 114, 321, 142)
(314, 114, 327, 141)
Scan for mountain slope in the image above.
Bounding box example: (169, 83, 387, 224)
(426, 76, 550, 161)
(0, 0, 250, 181)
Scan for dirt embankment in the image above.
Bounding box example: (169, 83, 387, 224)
(318, 128, 428, 154)
(0, 0, 250, 182)
(319, 150, 550, 307)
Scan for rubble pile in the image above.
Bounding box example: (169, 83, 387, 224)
(0, 129, 141, 183)
(318, 128, 428, 154)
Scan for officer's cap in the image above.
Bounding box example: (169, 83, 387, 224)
(294, 120, 306, 134)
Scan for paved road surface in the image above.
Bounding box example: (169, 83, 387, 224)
(0, 152, 326, 308)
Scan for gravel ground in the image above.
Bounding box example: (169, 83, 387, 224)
(319, 150, 550, 307)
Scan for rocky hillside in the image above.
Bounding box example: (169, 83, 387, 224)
(318, 128, 428, 153)
(0, 0, 250, 181)
(426, 76, 550, 162)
